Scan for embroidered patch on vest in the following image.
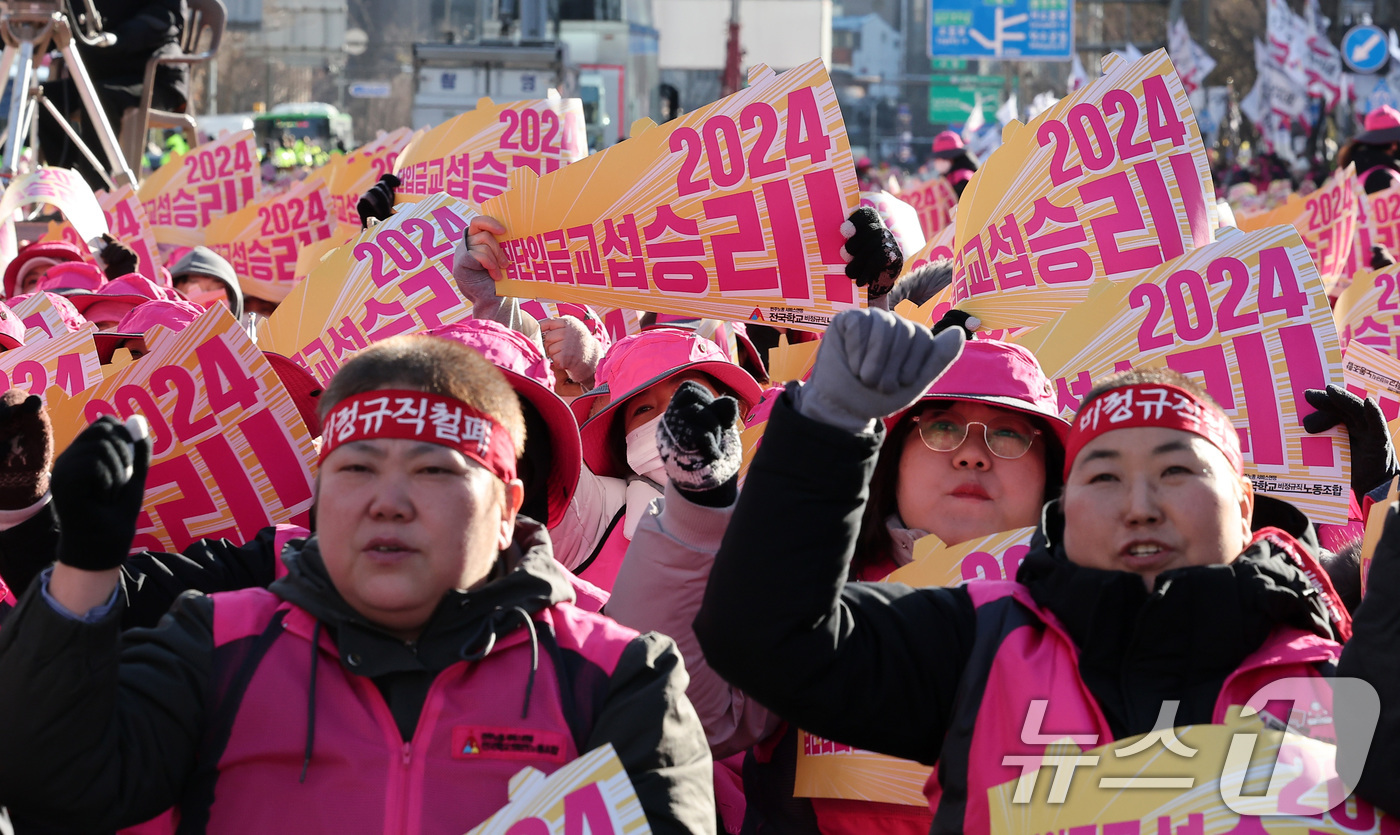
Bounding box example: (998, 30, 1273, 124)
(451, 726, 569, 763)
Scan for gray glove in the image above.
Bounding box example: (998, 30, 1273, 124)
(795, 308, 965, 433)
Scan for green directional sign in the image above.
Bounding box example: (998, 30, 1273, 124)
(928, 73, 1004, 126)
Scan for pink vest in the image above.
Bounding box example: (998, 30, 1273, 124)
(577, 519, 630, 594)
(182, 586, 639, 833)
(926, 580, 1343, 835)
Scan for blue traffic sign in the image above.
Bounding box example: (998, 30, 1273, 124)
(929, 0, 1074, 61)
(1344, 24, 1388, 74)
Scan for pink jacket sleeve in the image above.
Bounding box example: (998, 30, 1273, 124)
(607, 484, 783, 759)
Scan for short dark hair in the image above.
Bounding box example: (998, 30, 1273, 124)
(1080, 367, 1225, 419)
(319, 335, 526, 455)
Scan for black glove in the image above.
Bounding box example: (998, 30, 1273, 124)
(356, 173, 401, 229)
(656, 381, 742, 508)
(51, 415, 151, 572)
(932, 308, 981, 339)
(0, 389, 52, 509)
(99, 234, 139, 279)
(842, 207, 903, 301)
(1373, 245, 1397, 270)
(1303, 384, 1400, 497)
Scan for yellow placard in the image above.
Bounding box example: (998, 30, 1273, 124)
(884, 527, 1038, 588)
(1, 167, 108, 245)
(328, 126, 416, 226)
(1340, 341, 1400, 451)
(1334, 265, 1400, 356)
(901, 176, 958, 240)
(484, 59, 861, 332)
(765, 333, 821, 383)
(396, 97, 587, 204)
(952, 50, 1216, 329)
(988, 717, 1390, 834)
(464, 743, 650, 835)
(137, 130, 261, 246)
(1014, 225, 1351, 525)
(205, 176, 336, 303)
(1238, 166, 1358, 295)
(901, 224, 956, 280)
(11, 292, 80, 342)
(0, 321, 102, 403)
(794, 729, 932, 806)
(1343, 181, 1400, 289)
(46, 306, 317, 553)
(257, 193, 476, 384)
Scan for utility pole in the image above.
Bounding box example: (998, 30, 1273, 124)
(721, 0, 743, 96)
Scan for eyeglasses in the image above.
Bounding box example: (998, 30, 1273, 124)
(912, 409, 1041, 460)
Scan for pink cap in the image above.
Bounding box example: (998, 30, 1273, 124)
(423, 319, 582, 528)
(3, 240, 85, 298)
(0, 300, 25, 350)
(71, 272, 175, 322)
(264, 352, 323, 437)
(36, 261, 107, 293)
(8, 291, 87, 335)
(889, 339, 1070, 445)
(93, 299, 204, 362)
(933, 130, 965, 154)
(1366, 105, 1400, 132)
(580, 328, 763, 478)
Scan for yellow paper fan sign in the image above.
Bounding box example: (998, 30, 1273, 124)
(1238, 166, 1358, 295)
(258, 193, 477, 383)
(395, 97, 587, 203)
(1340, 341, 1400, 451)
(1014, 225, 1351, 524)
(0, 321, 102, 402)
(463, 743, 650, 835)
(138, 130, 260, 246)
(952, 50, 1217, 330)
(483, 58, 862, 332)
(1, 167, 108, 244)
(1334, 265, 1400, 355)
(902, 176, 958, 240)
(205, 176, 336, 303)
(328, 126, 416, 227)
(46, 306, 317, 554)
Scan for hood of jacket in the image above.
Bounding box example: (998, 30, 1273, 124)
(269, 516, 574, 676)
(1014, 501, 1339, 738)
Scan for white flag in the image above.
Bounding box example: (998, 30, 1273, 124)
(961, 95, 985, 141)
(996, 94, 1019, 125)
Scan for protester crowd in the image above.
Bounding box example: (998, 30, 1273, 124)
(0, 56, 1396, 835)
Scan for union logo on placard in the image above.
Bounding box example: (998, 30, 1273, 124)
(750, 308, 764, 322)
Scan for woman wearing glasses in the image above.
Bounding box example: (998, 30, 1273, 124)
(606, 322, 1067, 835)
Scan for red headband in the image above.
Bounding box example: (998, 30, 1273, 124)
(1065, 383, 1243, 479)
(320, 389, 518, 483)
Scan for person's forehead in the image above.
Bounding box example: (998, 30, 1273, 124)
(1076, 425, 1210, 458)
(928, 400, 1031, 422)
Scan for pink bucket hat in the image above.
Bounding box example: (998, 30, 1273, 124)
(2, 240, 85, 298)
(8, 291, 87, 335)
(36, 261, 107, 293)
(931, 130, 967, 159)
(579, 328, 763, 478)
(70, 273, 177, 323)
(1359, 105, 1400, 145)
(423, 319, 582, 528)
(93, 298, 204, 362)
(0, 300, 25, 350)
(887, 338, 1070, 446)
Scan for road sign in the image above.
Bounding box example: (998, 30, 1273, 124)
(349, 81, 393, 99)
(929, 0, 1073, 60)
(928, 73, 1004, 125)
(1344, 24, 1388, 74)
(344, 28, 369, 57)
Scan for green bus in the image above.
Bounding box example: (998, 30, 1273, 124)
(253, 103, 354, 152)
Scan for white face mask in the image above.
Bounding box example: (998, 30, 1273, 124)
(933, 159, 953, 174)
(624, 415, 668, 485)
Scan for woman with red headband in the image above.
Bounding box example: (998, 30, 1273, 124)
(691, 309, 1363, 834)
(0, 335, 714, 834)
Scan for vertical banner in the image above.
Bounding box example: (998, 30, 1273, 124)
(99, 186, 161, 281)
(258, 193, 476, 383)
(46, 306, 317, 554)
(1014, 226, 1351, 524)
(952, 50, 1217, 329)
(484, 59, 861, 331)
(394, 97, 588, 203)
(0, 322, 102, 401)
(205, 176, 336, 303)
(137, 130, 261, 247)
(1333, 265, 1400, 355)
(1237, 166, 1358, 295)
